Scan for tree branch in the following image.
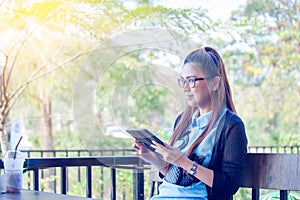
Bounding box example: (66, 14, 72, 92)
(0, 51, 8, 107)
(0, 0, 6, 8)
(6, 49, 92, 112)
(5, 8, 61, 92)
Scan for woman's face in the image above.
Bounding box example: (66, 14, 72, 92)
(180, 63, 212, 113)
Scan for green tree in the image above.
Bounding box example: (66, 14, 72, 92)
(0, 0, 94, 154)
(1, 0, 213, 153)
(228, 0, 300, 145)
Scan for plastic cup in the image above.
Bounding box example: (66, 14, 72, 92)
(2, 150, 25, 193)
(0, 174, 6, 193)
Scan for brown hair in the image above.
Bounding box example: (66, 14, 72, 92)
(169, 47, 236, 157)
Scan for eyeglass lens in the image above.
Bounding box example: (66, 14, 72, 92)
(178, 77, 196, 88)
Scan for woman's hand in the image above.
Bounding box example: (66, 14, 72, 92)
(151, 140, 189, 166)
(133, 139, 169, 174)
(132, 139, 156, 164)
(152, 141, 214, 187)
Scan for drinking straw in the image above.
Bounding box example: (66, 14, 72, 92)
(13, 136, 23, 159)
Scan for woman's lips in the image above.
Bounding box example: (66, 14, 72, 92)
(185, 94, 194, 100)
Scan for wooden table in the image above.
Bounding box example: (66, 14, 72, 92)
(0, 190, 96, 200)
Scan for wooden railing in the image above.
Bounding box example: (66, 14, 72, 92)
(1, 153, 299, 200)
(1, 145, 298, 159)
(248, 146, 300, 154)
(0, 156, 148, 200)
(0, 149, 136, 158)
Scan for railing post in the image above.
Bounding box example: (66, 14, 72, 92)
(252, 188, 259, 200)
(111, 168, 116, 200)
(34, 169, 39, 191)
(61, 167, 67, 194)
(53, 152, 57, 193)
(100, 167, 104, 199)
(133, 165, 144, 200)
(280, 190, 288, 200)
(78, 151, 81, 182)
(86, 166, 92, 198)
(150, 181, 155, 198)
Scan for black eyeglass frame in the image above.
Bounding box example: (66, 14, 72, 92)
(177, 77, 207, 88)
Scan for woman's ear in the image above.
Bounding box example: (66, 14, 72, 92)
(211, 76, 221, 91)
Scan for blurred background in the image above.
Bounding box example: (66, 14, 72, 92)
(1, 0, 299, 199)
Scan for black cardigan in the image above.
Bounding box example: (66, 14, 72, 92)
(207, 111, 248, 200)
(173, 111, 248, 200)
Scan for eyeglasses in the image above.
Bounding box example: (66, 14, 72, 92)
(177, 77, 206, 88)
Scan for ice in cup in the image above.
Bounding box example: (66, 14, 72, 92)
(2, 150, 25, 193)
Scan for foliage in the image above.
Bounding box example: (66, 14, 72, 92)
(260, 191, 300, 200)
(1, 0, 214, 152)
(122, 5, 211, 34)
(68, 181, 87, 197)
(233, 188, 252, 200)
(222, 0, 300, 146)
(0, 0, 98, 153)
(1, 0, 298, 198)
(1, 2, 300, 197)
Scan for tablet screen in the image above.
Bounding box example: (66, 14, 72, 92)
(126, 129, 164, 152)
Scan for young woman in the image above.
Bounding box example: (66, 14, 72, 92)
(133, 47, 248, 200)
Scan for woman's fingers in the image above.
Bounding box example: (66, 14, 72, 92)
(132, 140, 141, 150)
(150, 140, 185, 164)
(152, 140, 173, 150)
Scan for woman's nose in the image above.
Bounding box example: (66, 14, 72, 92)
(183, 82, 190, 91)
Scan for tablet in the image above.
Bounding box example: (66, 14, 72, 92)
(126, 128, 165, 152)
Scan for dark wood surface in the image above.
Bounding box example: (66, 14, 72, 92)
(0, 190, 96, 200)
(241, 153, 300, 191)
(150, 153, 300, 198)
(0, 156, 146, 169)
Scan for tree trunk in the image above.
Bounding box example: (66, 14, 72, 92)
(39, 94, 55, 192)
(0, 115, 8, 156)
(0, 73, 9, 155)
(39, 96, 54, 152)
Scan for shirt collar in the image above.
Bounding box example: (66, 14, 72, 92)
(191, 109, 211, 129)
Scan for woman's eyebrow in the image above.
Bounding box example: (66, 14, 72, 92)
(181, 75, 196, 79)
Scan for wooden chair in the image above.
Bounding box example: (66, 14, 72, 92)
(241, 153, 300, 200)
